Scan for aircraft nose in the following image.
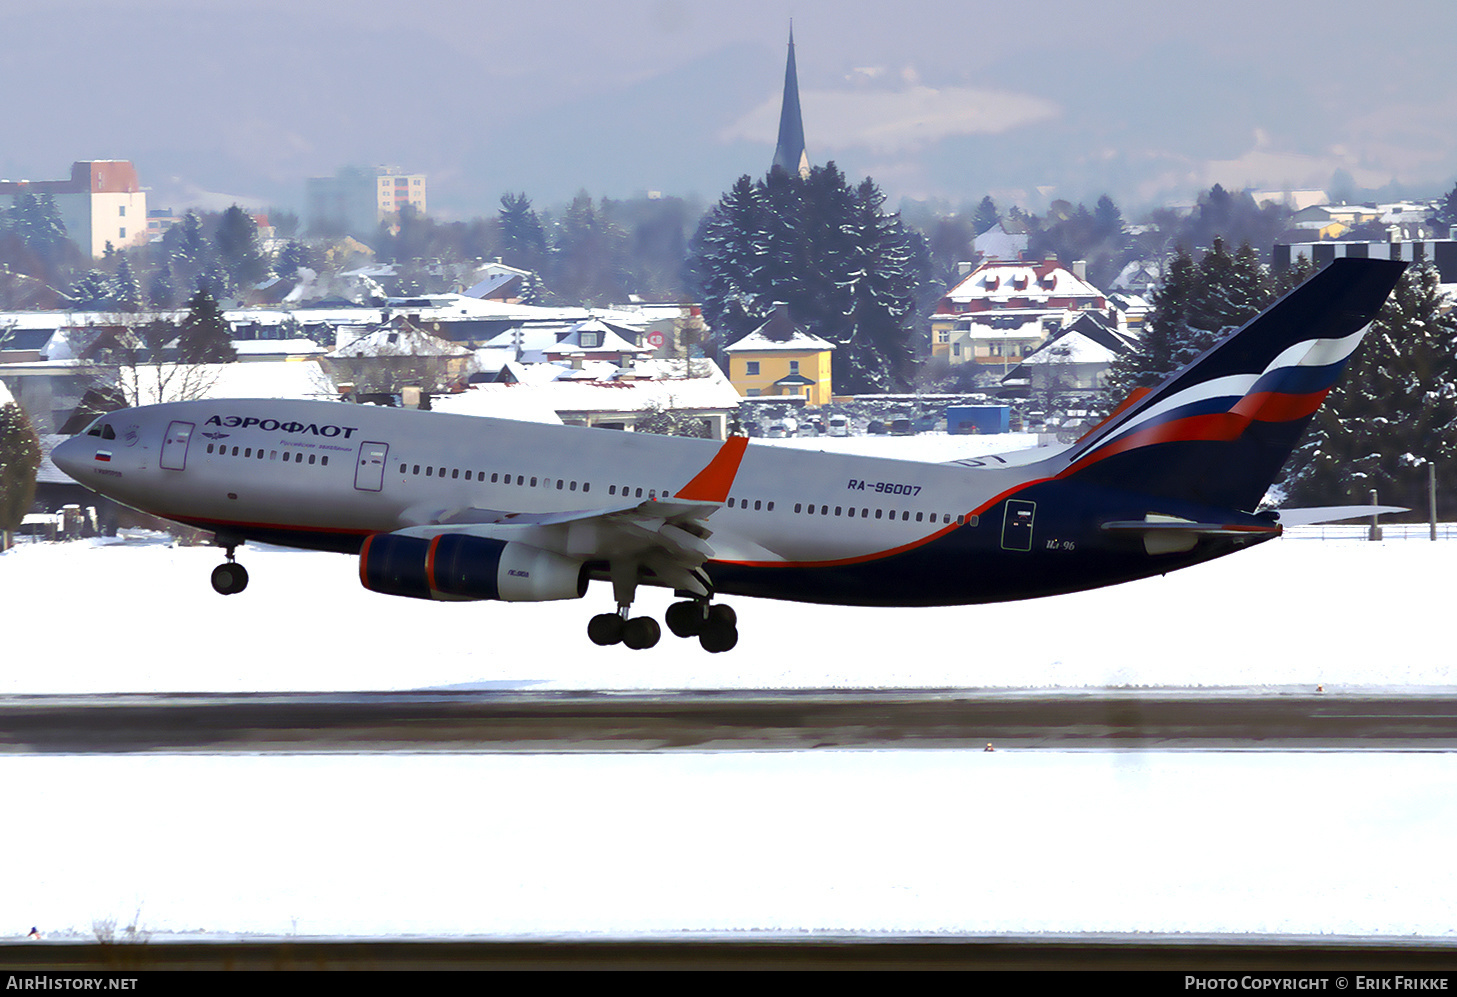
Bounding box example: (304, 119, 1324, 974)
(50, 435, 89, 481)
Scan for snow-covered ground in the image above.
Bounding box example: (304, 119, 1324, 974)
(2, 529, 1452, 692)
(3, 532, 1456, 939)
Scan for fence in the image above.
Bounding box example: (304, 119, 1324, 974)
(1282, 522, 1457, 541)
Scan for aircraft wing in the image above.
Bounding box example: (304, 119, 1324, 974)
(389, 436, 768, 597)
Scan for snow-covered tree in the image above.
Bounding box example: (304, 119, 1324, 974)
(1105, 240, 1273, 403)
(177, 288, 236, 364)
(0, 383, 41, 547)
(1282, 262, 1457, 516)
(214, 206, 269, 290)
(690, 163, 930, 394)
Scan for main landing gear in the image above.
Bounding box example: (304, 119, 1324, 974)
(210, 542, 249, 596)
(586, 562, 739, 652)
(587, 600, 738, 653)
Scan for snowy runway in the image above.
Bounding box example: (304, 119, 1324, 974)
(2, 533, 1455, 938)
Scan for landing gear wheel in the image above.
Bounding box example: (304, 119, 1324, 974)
(698, 604, 738, 653)
(665, 601, 707, 638)
(622, 617, 661, 650)
(210, 562, 248, 595)
(588, 613, 625, 646)
(699, 622, 738, 654)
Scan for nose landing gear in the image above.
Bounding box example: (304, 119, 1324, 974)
(210, 543, 248, 595)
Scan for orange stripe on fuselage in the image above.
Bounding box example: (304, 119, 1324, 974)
(676, 434, 749, 502)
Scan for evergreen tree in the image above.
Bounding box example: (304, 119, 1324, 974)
(67, 270, 113, 311)
(162, 211, 209, 295)
(214, 206, 269, 290)
(690, 163, 929, 394)
(550, 192, 629, 306)
(0, 389, 41, 544)
(973, 196, 999, 235)
(6, 192, 76, 282)
(1104, 247, 1197, 398)
(147, 261, 177, 309)
(498, 192, 548, 275)
(1274, 252, 1318, 296)
(1106, 241, 1274, 403)
(273, 240, 316, 280)
(110, 256, 143, 313)
(176, 288, 237, 364)
(1283, 262, 1457, 515)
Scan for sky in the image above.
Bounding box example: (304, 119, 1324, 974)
(4, 0, 1457, 220)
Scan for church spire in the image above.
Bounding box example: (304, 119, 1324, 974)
(771, 26, 810, 178)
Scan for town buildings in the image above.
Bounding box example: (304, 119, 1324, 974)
(0, 161, 147, 258)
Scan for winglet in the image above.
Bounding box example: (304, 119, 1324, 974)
(675, 435, 749, 503)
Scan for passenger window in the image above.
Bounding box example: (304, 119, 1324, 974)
(755, 501, 762, 511)
(321, 456, 328, 466)
(400, 463, 407, 473)
(556, 480, 563, 490)
(452, 469, 459, 479)
(308, 454, 316, 464)
(426, 467, 433, 476)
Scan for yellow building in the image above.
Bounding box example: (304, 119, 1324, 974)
(723, 305, 835, 406)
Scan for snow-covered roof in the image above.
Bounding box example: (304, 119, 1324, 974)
(118, 360, 336, 407)
(232, 339, 328, 359)
(460, 262, 530, 299)
(943, 260, 1106, 306)
(427, 389, 565, 425)
(328, 326, 471, 358)
(724, 305, 835, 353)
(436, 359, 739, 420)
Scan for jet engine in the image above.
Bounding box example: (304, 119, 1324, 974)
(360, 532, 588, 602)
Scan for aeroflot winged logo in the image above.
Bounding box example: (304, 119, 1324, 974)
(206, 415, 361, 439)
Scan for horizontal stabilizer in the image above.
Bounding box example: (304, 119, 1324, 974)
(1101, 515, 1280, 554)
(1272, 505, 1409, 527)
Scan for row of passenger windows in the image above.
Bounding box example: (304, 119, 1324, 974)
(794, 503, 975, 526)
(399, 463, 592, 493)
(207, 443, 328, 466)
(387, 460, 973, 528)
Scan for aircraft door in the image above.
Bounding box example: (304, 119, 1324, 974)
(159, 421, 195, 471)
(1001, 499, 1036, 552)
(354, 441, 389, 492)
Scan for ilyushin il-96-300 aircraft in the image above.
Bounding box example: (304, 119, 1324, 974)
(52, 258, 1405, 653)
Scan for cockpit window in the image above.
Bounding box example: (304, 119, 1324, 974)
(86, 421, 116, 440)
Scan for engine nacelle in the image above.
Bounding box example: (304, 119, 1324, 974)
(360, 533, 588, 602)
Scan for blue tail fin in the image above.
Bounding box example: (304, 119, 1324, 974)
(1062, 257, 1405, 510)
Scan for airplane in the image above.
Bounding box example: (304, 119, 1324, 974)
(50, 257, 1406, 653)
